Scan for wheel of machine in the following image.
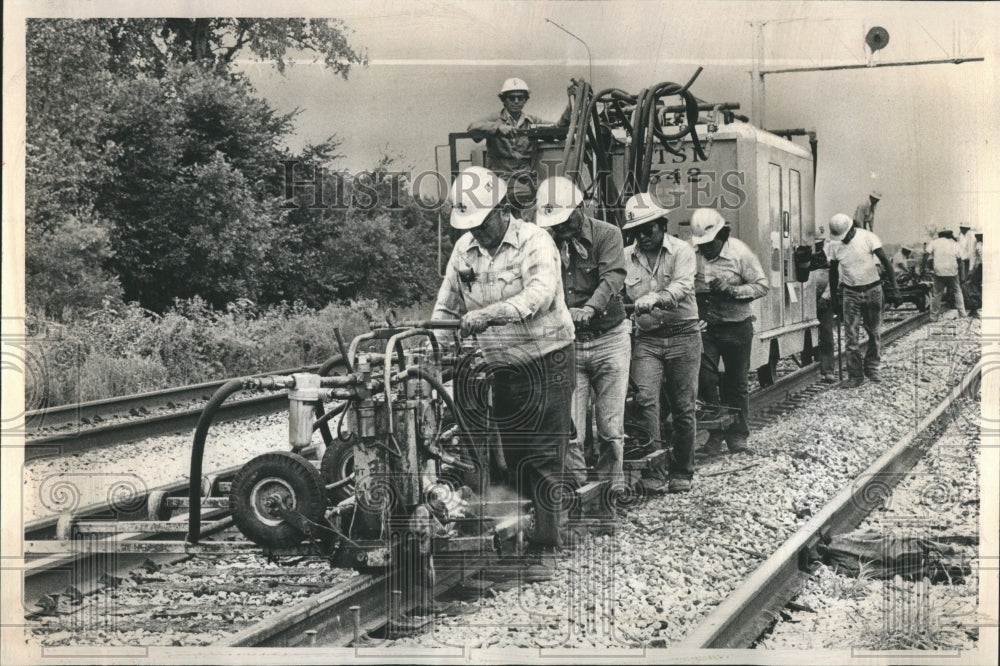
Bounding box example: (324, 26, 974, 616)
(147, 489, 172, 521)
(230, 451, 326, 549)
(756, 357, 777, 387)
(320, 437, 355, 504)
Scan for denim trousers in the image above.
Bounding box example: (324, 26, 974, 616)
(842, 285, 883, 378)
(565, 321, 631, 489)
(490, 344, 575, 548)
(931, 275, 966, 318)
(699, 318, 753, 439)
(630, 329, 701, 479)
(816, 297, 836, 376)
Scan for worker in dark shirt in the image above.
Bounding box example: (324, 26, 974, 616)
(535, 176, 629, 493)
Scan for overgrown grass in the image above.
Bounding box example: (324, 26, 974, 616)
(26, 297, 433, 407)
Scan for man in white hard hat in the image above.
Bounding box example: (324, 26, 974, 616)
(432, 166, 576, 565)
(922, 225, 967, 321)
(825, 213, 900, 388)
(467, 77, 574, 215)
(690, 209, 769, 455)
(966, 228, 983, 318)
(810, 222, 837, 382)
(536, 176, 629, 495)
(621, 192, 701, 494)
(853, 189, 882, 233)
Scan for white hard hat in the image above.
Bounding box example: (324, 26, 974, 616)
(690, 208, 727, 245)
(535, 177, 584, 228)
(870, 189, 883, 200)
(622, 193, 670, 230)
(499, 78, 530, 96)
(449, 166, 507, 230)
(937, 224, 953, 235)
(959, 222, 971, 229)
(828, 213, 853, 240)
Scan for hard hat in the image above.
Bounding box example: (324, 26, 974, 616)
(535, 177, 584, 228)
(690, 208, 727, 245)
(828, 213, 853, 240)
(973, 227, 983, 235)
(959, 222, 971, 229)
(937, 224, 953, 235)
(869, 189, 883, 200)
(499, 78, 530, 97)
(622, 193, 670, 230)
(449, 166, 507, 230)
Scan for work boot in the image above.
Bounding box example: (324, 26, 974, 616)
(821, 373, 837, 384)
(522, 547, 558, 582)
(726, 436, 754, 454)
(842, 376, 865, 389)
(667, 477, 692, 493)
(640, 464, 671, 494)
(695, 434, 726, 457)
(865, 369, 882, 383)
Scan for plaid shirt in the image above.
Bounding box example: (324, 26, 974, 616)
(433, 217, 574, 360)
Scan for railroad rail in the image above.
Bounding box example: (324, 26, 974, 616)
(679, 359, 982, 649)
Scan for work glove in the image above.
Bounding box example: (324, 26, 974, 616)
(569, 306, 595, 324)
(633, 293, 663, 315)
(496, 125, 516, 138)
(709, 277, 740, 299)
(460, 310, 492, 337)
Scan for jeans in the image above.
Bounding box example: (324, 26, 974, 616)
(565, 321, 630, 489)
(816, 297, 836, 376)
(931, 275, 966, 319)
(699, 318, 753, 439)
(630, 328, 701, 479)
(842, 285, 883, 379)
(490, 344, 576, 548)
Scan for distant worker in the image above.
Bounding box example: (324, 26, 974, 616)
(853, 190, 882, 232)
(810, 223, 837, 383)
(825, 213, 900, 388)
(467, 78, 573, 215)
(923, 226, 967, 321)
(957, 223, 975, 275)
(622, 193, 701, 494)
(690, 208, 769, 455)
(891, 245, 915, 281)
(966, 228, 983, 318)
(433, 166, 576, 566)
(535, 176, 629, 493)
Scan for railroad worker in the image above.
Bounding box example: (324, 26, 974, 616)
(535, 176, 629, 492)
(690, 208, 769, 455)
(622, 192, 701, 494)
(825, 213, 901, 388)
(432, 166, 577, 556)
(467, 78, 574, 216)
(811, 223, 837, 383)
(923, 226, 967, 321)
(957, 222, 975, 275)
(891, 245, 915, 281)
(966, 228, 983, 318)
(853, 189, 882, 232)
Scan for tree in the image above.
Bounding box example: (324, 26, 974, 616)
(103, 18, 367, 77)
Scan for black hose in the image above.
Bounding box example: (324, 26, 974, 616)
(317, 353, 344, 377)
(187, 378, 248, 543)
(407, 366, 487, 472)
(312, 400, 348, 432)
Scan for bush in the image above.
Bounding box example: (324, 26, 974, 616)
(25, 297, 434, 407)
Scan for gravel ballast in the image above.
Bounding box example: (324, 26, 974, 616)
(386, 316, 981, 651)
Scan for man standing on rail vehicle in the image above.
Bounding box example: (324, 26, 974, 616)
(622, 193, 701, 494)
(690, 208, 769, 456)
(467, 78, 574, 218)
(535, 176, 629, 494)
(854, 189, 882, 233)
(432, 166, 577, 569)
(825, 213, 901, 388)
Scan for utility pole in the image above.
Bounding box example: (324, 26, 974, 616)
(750, 22, 766, 128)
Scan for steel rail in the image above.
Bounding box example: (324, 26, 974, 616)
(679, 359, 982, 649)
(25, 363, 326, 431)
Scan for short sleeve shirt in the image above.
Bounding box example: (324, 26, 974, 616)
(926, 237, 961, 277)
(824, 228, 882, 286)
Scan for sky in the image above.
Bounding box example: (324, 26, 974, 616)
(225, 0, 999, 246)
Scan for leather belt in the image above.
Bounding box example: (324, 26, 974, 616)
(842, 280, 881, 292)
(636, 320, 700, 338)
(575, 319, 625, 343)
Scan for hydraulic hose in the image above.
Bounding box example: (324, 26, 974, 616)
(407, 366, 488, 473)
(187, 378, 250, 543)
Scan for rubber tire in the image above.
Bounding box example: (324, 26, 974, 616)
(147, 489, 172, 521)
(320, 437, 356, 504)
(230, 451, 326, 549)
